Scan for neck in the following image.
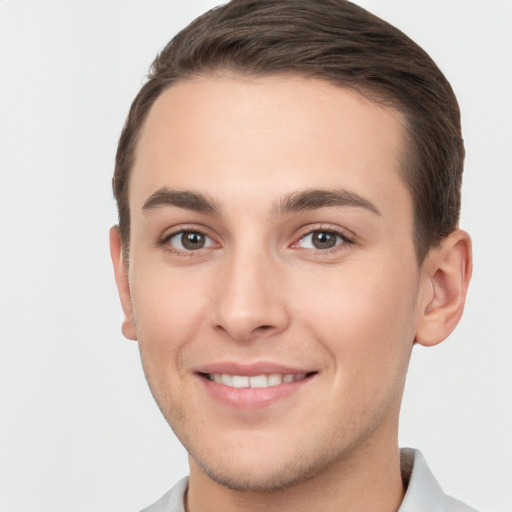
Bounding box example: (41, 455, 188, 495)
(185, 437, 405, 512)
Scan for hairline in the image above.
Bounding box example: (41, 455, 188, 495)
(119, 70, 435, 265)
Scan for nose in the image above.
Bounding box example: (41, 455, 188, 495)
(209, 248, 290, 342)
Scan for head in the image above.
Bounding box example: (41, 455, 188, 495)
(110, 0, 471, 498)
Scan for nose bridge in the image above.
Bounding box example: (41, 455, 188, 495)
(210, 242, 289, 341)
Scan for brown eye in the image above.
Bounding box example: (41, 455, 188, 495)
(311, 231, 337, 249)
(181, 232, 206, 250)
(166, 231, 214, 251)
(298, 230, 345, 250)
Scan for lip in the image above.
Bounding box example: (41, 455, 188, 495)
(195, 361, 314, 376)
(194, 361, 317, 410)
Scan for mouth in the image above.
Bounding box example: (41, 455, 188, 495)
(195, 363, 317, 409)
(200, 372, 314, 389)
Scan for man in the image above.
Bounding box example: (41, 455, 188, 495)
(110, 1, 475, 510)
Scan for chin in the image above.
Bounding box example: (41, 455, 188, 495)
(194, 453, 327, 492)
(184, 429, 348, 493)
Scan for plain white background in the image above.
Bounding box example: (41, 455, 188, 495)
(0, 1, 510, 511)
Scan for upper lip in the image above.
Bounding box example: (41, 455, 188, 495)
(194, 361, 315, 376)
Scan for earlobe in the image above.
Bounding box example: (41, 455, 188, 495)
(109, 226, 137, 341)
(415, 230, 472, 347)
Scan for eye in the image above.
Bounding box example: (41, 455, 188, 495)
(297, 230, 346, 250)
(165, 230, 215, 251)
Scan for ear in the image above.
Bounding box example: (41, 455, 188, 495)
(109, 226, 137, 341)
(415, 229, 472, 347)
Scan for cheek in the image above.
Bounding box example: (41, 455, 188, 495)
(299, 260, 419, 376)
(129, 268, 209, 368)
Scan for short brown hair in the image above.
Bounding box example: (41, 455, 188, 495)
(114, 0, 464, 262)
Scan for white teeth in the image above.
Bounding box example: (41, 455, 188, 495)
(232, 375, 250, 388)
(267, 373, 283, 386)
(208, 373, 307, 388)
(249, 375, 267, 388)
(221, 374, 233, 386)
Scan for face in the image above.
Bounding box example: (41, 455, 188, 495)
(117, 75, 430, 491)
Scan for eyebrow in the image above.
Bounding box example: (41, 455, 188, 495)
(142, 187, 380, 217)
(142, 188, 220, 214)
(277, 189, 380, 215)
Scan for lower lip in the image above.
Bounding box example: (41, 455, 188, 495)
(199, 375, 313, 409)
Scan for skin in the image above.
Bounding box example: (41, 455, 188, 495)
(110, 75, 472, 512)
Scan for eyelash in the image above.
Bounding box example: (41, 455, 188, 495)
(159, 228, 217, 256)
(158, 225, 355, 256)
(293, 226, 354, 254)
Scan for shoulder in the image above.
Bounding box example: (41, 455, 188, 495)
(399, 448, 478, 512)
(140, 477, 188, 512)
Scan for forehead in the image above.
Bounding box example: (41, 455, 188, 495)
(130, 74, 411, 219)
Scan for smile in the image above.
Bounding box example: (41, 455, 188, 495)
(205, 373, 308, 388)
(198, 368, 317, 409)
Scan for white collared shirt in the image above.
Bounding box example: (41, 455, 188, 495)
(141, 448, 477, 512)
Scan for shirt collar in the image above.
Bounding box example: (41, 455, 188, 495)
(398, 448, 476, 511)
